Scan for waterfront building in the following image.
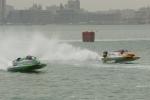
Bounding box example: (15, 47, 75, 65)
(0, 0, 6, 23)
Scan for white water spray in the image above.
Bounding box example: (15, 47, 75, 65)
(0, 33, 99, 70)
(27, 34, 99, 61)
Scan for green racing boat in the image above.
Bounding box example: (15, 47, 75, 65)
(7, 56, 46, 72)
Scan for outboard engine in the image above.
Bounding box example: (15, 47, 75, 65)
(103, 51, 108, 58)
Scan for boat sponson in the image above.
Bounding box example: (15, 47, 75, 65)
(102, 56, 140, 63)
(7, 64, 46, 72)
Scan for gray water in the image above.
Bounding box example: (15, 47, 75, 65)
(0, 25, 150, 100)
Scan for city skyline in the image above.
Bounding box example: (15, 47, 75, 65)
(7, 0, 150, 11)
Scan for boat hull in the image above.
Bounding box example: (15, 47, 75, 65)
(7, 64, 46, 72)
(102, 56, 140, 63)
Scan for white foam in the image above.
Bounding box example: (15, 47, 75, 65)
(0, 33, 99, 70)
(36, 35, 99, 62)
(0, 32, 148, 71)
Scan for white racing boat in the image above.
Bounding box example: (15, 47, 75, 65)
(101, 50, 140, 63)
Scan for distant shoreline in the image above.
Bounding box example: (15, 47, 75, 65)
(1, 23, 150, 26)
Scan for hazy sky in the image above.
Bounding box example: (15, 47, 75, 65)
(7, 0, 150, 11)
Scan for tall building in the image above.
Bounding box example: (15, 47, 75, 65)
(76, 0, 80, 10)
(0, 0, 6, 23)
(29, 4, 43, 11)
(67, 0, 80, 11)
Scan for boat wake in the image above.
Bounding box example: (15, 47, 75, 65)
(0, 33, 146, 71)
(0, 34, 99, 70)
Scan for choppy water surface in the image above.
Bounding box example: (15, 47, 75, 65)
(0, 25, 150, 100)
